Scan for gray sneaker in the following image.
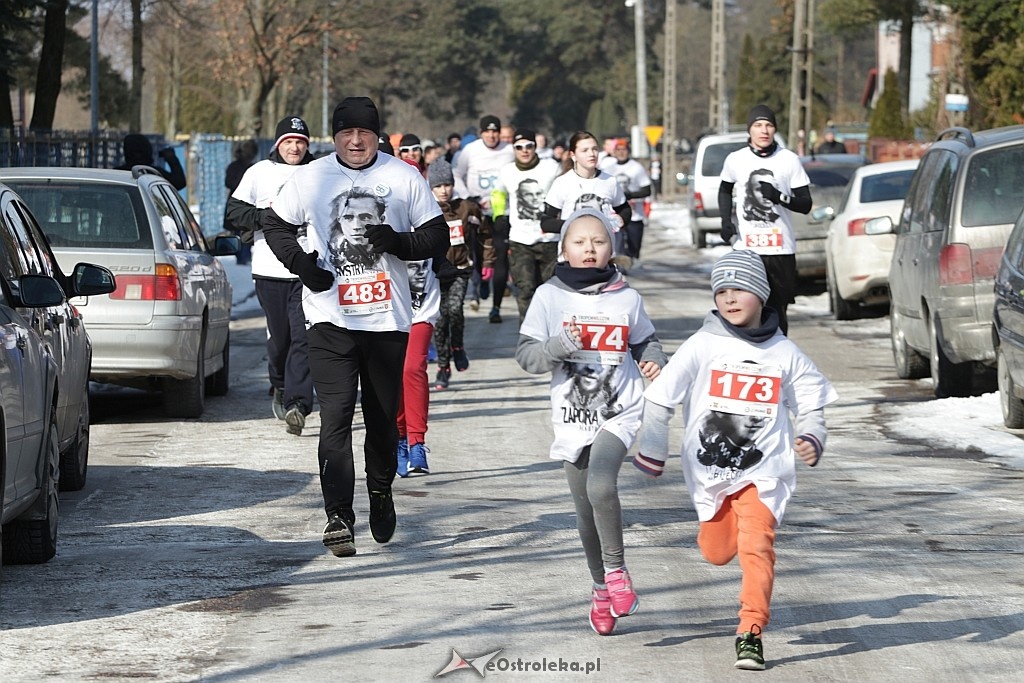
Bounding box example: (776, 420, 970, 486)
(285, 404, 305, 435)
(322, 514, 355, 557)
(272, 387, 286, 420)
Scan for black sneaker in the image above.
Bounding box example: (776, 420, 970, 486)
(368, 489, 396, 543)
(488, 307, 502, 323)
(322, 513, 355, 557)
(434, 366, 451, 390)
(453, 347, 469, 372)
(735, 628, 765, 670)
(271, 387, 286, 420)
(285, 403, 305, 436)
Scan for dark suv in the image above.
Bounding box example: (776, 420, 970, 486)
(993, 208, 1024, 427)
(880, 125, 1024, 397)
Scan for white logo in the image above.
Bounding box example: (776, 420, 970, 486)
(290, 117, 304, 132)
(435, 648, 503, 678)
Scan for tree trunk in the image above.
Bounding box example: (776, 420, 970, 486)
(0, 70, 13, 129)
(897, 3, 914, 117)
(29, 0, 69, 131)
(131, 0, 143, 132)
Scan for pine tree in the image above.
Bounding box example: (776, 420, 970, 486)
(869, 69, 909, 139)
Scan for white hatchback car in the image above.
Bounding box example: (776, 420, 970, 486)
(0, 167, 240, 419)
(822, 159, 919, 319)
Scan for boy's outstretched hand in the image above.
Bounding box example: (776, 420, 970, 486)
(794, 437, 821, 467)
(638, 360, 660, 380)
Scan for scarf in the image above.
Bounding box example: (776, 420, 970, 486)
(713, 306, 780, 343)
(555, 262, 617, 291)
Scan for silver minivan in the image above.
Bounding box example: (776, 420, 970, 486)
(1, 167, 241, 418)
(880, 125, 1024, 397)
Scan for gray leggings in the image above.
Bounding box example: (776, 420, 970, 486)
(563, 430, 629, 584)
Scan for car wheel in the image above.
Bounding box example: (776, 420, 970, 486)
(890, 309, 928, 379)
(59, 392, 90, 491)
(163, 333, 206, 419)
(206, 332, 230, 397)
(998, 348, 1024, 429)
(3, 413, 60, 564)
(929, 315, 972, 398)
(692, 225, 707, 249)
(827, 263, 858, 321)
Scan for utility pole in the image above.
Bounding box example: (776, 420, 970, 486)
(788, 0, 814, 153)
(322, 32, 329, 139)
(709, 0, 726, 133)
(662, 0, 678, 199)
(90, 0, 98, 135)
(630, 0, 649, 157)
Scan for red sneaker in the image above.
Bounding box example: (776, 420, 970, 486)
(605, 568, 639, 617)
(589, 587, 616, 635)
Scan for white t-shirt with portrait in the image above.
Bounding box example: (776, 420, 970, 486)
(643, 321, 837, 524)
(720, 146, 809, 256)
(599, 156, 652, 221)
(495, 158, 561, 245)
(272, 152, 442, 333)
(544, 169, 628, 228)
(232, 158, 305, 280)
(519, 279, 655, 463)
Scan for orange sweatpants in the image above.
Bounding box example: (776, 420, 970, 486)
(697, 484, 777, 634)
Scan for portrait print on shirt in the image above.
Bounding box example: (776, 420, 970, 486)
(407, 259, 429, 311)
(516, 178, 546, 220)
(696, 409, 767, 471)
(742, 168, 780, 224)
(328, 187, 385, 274)
(562, 360, 624, 421)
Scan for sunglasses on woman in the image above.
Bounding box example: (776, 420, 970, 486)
(513, 142, 536, 151)
(399, 145, 422, 153)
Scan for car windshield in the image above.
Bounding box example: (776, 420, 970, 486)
(859, 169, 916, 203)
(802, 161, 863, 188)
(961, 146, 1024, 227)
(6, 181, 153, 250)
(701, 141, 747, 176)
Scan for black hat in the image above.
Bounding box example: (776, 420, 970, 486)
(512, 129, 536, 145)
(122, 133, 153, 165)
(274, 116, 310, 150)
(747, 104, 777, 131)
(332, 96, 380, 136)
(399, 133, 421, 149)
(480, 115, 501, 132)
(378, 132, 394, 156)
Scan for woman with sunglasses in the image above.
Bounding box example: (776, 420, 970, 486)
(398, 133, 426, 177)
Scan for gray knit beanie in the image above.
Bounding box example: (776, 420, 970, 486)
(427, 158, 455, 188)
(711, 249, 771, 303)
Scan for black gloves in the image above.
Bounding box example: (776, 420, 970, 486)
(158, 147, 177, 162)
(435, 260, 463, 287)
(365, 223, 401, 255)
(292, 250, 334, 292)
(759, 180, 788, 206)
(720, 220, 737, 245)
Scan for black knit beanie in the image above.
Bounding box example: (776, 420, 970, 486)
(332, 97, 380, 136)
(747, 104, 777, 131)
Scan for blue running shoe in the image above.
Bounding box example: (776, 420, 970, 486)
(396, 437, 410, 478)
(408, 443, 430, 476)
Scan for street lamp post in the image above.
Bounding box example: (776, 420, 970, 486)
(90, 0, 98, 136)
(626, 0, 648, 157)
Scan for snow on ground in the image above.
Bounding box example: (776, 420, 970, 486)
(218, 201, 1024, 465)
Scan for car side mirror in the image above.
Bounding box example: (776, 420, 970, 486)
(212, 234, 242, 256)
(17, 274, 67, 307)
(864, 216, 894, 235)
(811, 206, 834, 222)
(71, 262, 117, 297)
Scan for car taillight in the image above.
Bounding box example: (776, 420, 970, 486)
(939, 243, 973, 285)
(847, 218, 867, 236)
(694, 192, 705, 212)
(109, 263, 181, 300)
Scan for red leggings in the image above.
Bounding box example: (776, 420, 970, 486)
(697, 484, 777, 634)
(397, 321, 433, 445)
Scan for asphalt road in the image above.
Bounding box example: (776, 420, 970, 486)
(1, 207, 1021, 682)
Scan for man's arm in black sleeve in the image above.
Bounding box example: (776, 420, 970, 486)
(163, 154, 187, 191)
(396, 214, 450, 262)
(225, 197, 264, 233)
(262, 209, 305, 272)
(540, 203, 563, 234)
(787, 185, 813, 214)
(626, 185, 652, 200)
(718, 180, 735, 219)
(613, 201, 632, 226)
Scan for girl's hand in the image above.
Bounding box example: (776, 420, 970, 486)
(567, 317, 582, 346)
(638, 360, 660, 380)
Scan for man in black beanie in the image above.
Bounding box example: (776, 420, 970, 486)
(115, 133, 187, 190)
(716, 104, 812, 334)
(262, 96, 450, 558)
